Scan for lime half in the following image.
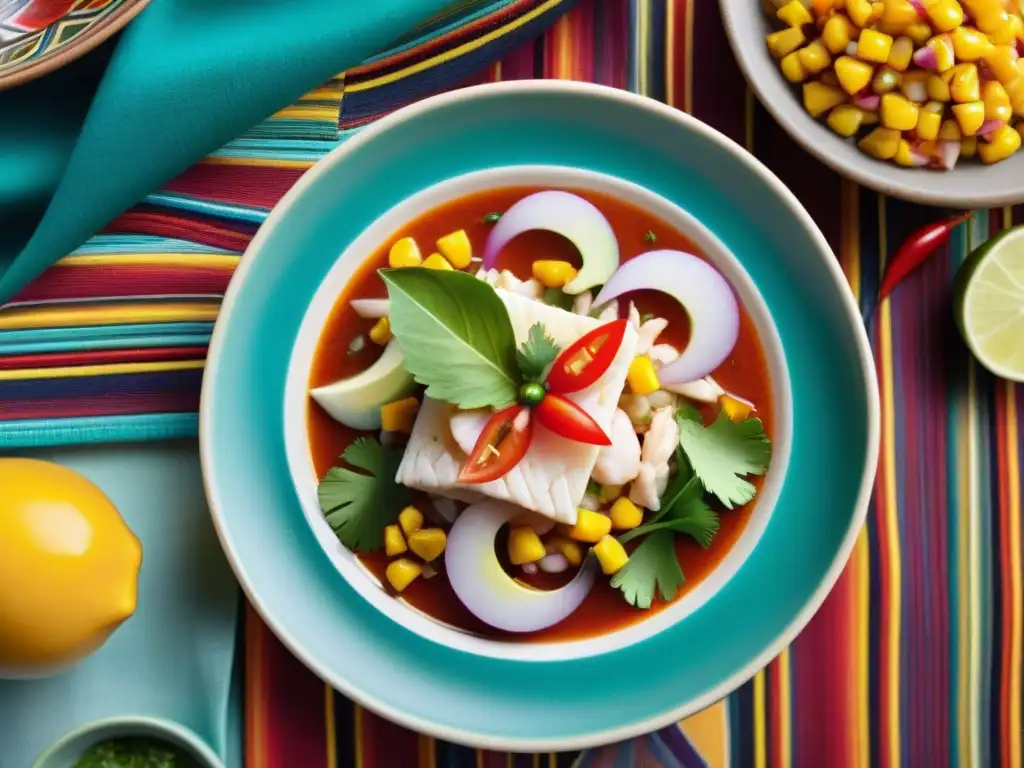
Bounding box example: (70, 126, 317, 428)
(954, 225, 1024, 382)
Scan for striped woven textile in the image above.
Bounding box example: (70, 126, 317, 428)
(2, 1, 1023, 766)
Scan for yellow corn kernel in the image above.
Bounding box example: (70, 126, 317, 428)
(1007, 13, 1024, 43)
(880, 0, 920, 28)
(887, 35, 915, 71)
(627, 356, 660, 396)
(880, 93, 920, 129)
(594, 535, 630, 576)
(951, 26, 994, 60)
(927, 34, 957, 72)
(926, 0, 964, 31)
(870, 1, 885, 23)
(899, 70, 930, 102)
(1006, 76, 1024, 116)
(828, 103, 868, 136)
(978, 123, 1023, 162)
(938, 117, 963, 139)
(388, 237, 423, 268)
(781, 51, 809, 82)
(961, 135, 979, 156)
(982, 80, 1013, 121)
(386, 558, 422, 592)
(952, 100, 986, 134)
(822, 15, 855, 54)
(565, 508, 613, 543)
(858, 29, 895, 62)
(368, 316, 392, 345)
(408, 528, 447, 562)
(847, 0, 874, 26)
(798, 40, 832, 74)
(436, 229, 472, 269)
(398, 506, 424, 536)
(531, 259, 578, 288)
(905, 21, 933, 45)
(983, 46, 1021, 84)
(861, 109, 881, 125)
(916, 107, 943, 139)
(778, 0, 814, 25)
(721, 394, 754, 421)
(819, 70, 841, 89)
(508, 525, 546, 564)
(422, 252, 454, 270)
(918, 138, 938, 156)
(873, 66, 902, 93)
(1017, 122, 1024, 143)
(949, 63, 981, 102)
(384, 525, 407, 557)
(858, 127, 902, 158)
(380, 396, 419, 434)
(767, 26, 807, 57)
(988, 12, 1016, 44)
(962, 0, 1002, 24)
(609, 497, 644, 530)
(833, 57, 874, 95)
(927, 73, 952, 101)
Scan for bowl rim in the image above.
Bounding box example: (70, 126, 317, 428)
(30, 715, 224, 768)
(0, 0, 150, 93)
(200, 79, 880, 749)
(281, 163, 795, 663)
(718, 0, 1024, 208)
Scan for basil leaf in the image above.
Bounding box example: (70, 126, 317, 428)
(380, 268, 521, 409)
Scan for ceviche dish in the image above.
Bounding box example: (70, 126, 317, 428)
(306, 187, 775, 641)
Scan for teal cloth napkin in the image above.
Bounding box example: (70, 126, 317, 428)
(0, 0, 453, 304)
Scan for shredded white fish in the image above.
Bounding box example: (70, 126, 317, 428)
(592, 409, 642, 486)
(595, 302, 619, 323)
(648, 344, 680, 367)
(664, 376, 725, 403)
(629, 407, 679, 511)
(538, 553, 570, 574)
(628, 301, 641, 328)
(572, 290, 593, 316)
(636, 318, 669, 355)
(580, 493, 602, 511)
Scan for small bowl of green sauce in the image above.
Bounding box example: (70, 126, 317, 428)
(31, 716, 224, 768)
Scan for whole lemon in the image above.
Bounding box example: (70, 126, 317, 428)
(0, 458, 142, 678)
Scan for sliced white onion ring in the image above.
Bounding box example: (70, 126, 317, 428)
(594, 250, 739, 384)
(350, 298, 390, 318)
(445, 501, 596, 633)
(482, 191, 619, 295)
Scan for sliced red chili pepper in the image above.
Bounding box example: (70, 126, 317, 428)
(533, 394, 611, 445)
(458, 405, 534, 484)
(878, 211, 972, 300)
(544, 319, 629, 394)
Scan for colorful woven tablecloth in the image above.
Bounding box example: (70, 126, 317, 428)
(2, 0, 1023, 766)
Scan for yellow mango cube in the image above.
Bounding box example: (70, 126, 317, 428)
(833, 57, 874, 95)
(627, 356, 660, 396)
(386, 558, 422, 592)
(408, 528, 447, 562)
(978, 124, 1022, 162)
(422, 253, 454, 270)
(594, 535, 630, 575)
(508, 525, 546, 564)
(384, 525, 407, 557)
(565, 508, 613, 543)
(767, 26, 807, 58)
(398, 506, 424, 535)
(880, 93, 920, 130)
(380, 397, 420, 434)
(721, 394, 754, 421)
(388, 237, 423, 268)
(858, 29, 894, 63)
(436, 229, 473, 269)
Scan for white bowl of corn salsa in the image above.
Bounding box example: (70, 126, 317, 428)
(721, 0, 1024, 205)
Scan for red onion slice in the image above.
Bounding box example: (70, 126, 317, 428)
(481, 191, 619, 295)
(594, 250, 740, 384)
(935, 139, 961, 170)
(350, 298, 390, 318)
(445, 500, 596, 633)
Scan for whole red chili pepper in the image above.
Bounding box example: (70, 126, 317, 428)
(877, 211, 973, 300)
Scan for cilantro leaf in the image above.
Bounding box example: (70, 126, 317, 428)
(317, 436, 410, 553)
(620, 474, 720, 548)
(516, 322, 561, 381)
(380, 268, 521, 408)
(675, 404, 772, 509)
(74, 739, 182, 768)
(610, 530, 685, 609)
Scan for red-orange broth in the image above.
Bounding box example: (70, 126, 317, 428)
(308, 186, 773, 643)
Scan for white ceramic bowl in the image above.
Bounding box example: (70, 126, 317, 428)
(283, 164, 794, 662)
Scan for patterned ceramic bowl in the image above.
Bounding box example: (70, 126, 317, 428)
(0, 0, 148, 92)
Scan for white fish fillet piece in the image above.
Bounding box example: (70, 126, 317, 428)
(396, 290, 638, 524)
